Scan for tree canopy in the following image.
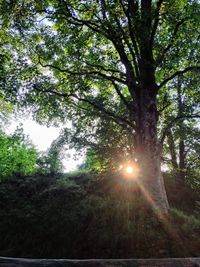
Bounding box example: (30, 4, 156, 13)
(1, 0, 199, 126)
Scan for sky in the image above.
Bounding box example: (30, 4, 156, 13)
(5, 114, 171, 173)
(6, 115, 84, 172)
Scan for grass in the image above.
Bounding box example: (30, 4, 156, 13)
(0, 172, 199, 258)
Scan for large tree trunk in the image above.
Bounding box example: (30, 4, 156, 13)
(137, 146, 169, 213)
(133, 89, 169, 213)
(128, 2, 169, 212)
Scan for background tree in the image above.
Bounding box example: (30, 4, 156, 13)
(0, 126, 38, 180)
(37, 138, 65, 175)
(160, 72, 200, 188)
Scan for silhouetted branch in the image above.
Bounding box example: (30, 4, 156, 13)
(156, 18, 188, 66)
(72, 94, 135, 128)
(160, 114, 200, 145)
(150, 0, 165, 47)
(33, 85, 134, 129)
(112, 81, 130, 109)
(38, 58, 126, 84)
(159, 66, 200, 88)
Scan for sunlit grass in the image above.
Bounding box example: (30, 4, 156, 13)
(0, 172, 200, 258)
(118, 162, 185, 255)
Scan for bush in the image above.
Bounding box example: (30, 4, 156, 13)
(0, 128, 38, 180)
(0, 172, 200, 258)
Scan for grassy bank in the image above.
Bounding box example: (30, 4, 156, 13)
(0, 173, 199, 258)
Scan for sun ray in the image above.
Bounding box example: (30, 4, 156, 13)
(134, 179, 187, 254)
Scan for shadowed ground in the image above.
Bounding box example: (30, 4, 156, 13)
(0, 175, 200, 259)
(0, 257, 200, 267)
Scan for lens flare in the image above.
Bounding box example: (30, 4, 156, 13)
(123, 163, 140, 179)
(119, 164, 123, 170)
(126, 166, 134, 174)
(119, 162, 140, 178)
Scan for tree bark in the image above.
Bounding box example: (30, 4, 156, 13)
(176, 78, 186, 187)
(167, 129, 178, 170)
(133, 89, 169, 213)
(177, 140, 186, 187)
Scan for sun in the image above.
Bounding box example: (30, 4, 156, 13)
(119, 162, 140, 178)
(126, 166, 134, 174)
(119, 162, 140, 179)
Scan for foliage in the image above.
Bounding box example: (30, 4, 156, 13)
(0, 0, 199, 144)
(160, 74, 200, 187)
(0, 172, 199, 258)
(0, 127, 38, 180)
(0, 0, 199, 211)
(0, 96, 13, 127)
(37, 130, 69, 175)
(80, 148, 103, 171)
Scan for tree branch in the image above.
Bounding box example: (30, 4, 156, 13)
(124, 0, 141, 70)
(72, 94, 135, 129)
(38, 58, 126, 84)
(158, 102, 171, 114)
(159, 66, 200, 89)
(150, 0, 164, 47)
(33, 84, 135, 129)
(40, 2, 136, 90)
(111, 81, 130, 109)
(110, 10, 139, 79)
(82, 60, 125, 77)
(156, 18, 189, 67)
(160, 114, 200, 145)
(33, 85, 71, 98)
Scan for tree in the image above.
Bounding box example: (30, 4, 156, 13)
(0, 95, 13, 127)
(0, 23, 16, 126)
(1, 0, 200, 212)
(61, 116, 134, 172)
(160, 72, 200, 188)
(37, 138, 65, 175)
(0, 127, 38, 179)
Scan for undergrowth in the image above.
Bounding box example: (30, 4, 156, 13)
(0, 173, 199, 258)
